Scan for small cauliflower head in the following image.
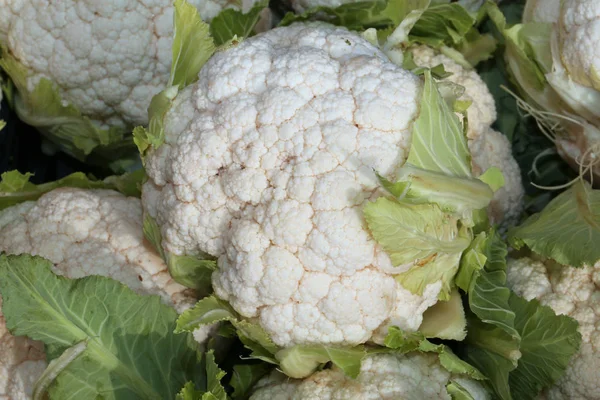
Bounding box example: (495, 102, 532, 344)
(0, 0, 263, 155)
(0, 188, 204, 399)
(556, 0, 600, 90)
(250, 352, 490, 400)
(142, 23, 446, 348)
(507, 257, 600, 400)
(523, 0, 561, 23)
(410, 45, 524, 226)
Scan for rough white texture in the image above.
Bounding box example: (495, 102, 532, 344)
(250, 352, 490, 400)
(523, 0, 561, 23)
(142, 23, 444, 348)
(0, 0, 262, 129)
(557, 0, 600, 88)
(0, 188, 200, 399)
(411, 45, 524, 227)
(507, 257, 600, 400)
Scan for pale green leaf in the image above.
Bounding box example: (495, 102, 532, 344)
(276, 345, 366, 379)
(170, 0, 216, 89)
(210, 0, 269, 46)
(508, 180, 600, 267)
(478, 167, 505, 192)
(418, 288, 466, 340)
(0, 169, 145, 211)
(447, 381, 475, 400)
(175, 296, 238, 334)
(0, 254, 202, 400)
(407, 70, 471, 177)
(364, 197, 470, 266)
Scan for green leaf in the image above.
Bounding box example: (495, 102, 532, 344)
(507, 295, 582, 400)
(407, 70, 471, 177)
(410, 3, 475, 48)
(446, 381, 475, 400)
(210, 0, 269, 46)
(418, 288, 466, 340)
(364, 197, 470, 266)
(275, 345, 366, 379)
(383, 326, 485, 380)
(176, 382, 205, 400)
(455, 232, 488, 291)
(383, 326, 425, 352)
(478, 167, 505, 192)
(508, 180, 600, 267)
(176, 296, 239, 334)
(395, 251, 464, 300)
(204, 350, 227, 400)
(0, 254, 202, 400)
(142, 214, 216, 294)
(230, 364, 272, 400)
(170, 0, 216, 89)
(0, 47, 136, 165)
(0, 169, 145, 211)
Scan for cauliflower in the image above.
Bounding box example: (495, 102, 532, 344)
(142, 22, 448, 348)
(0, 0, 267, 163)
(250, 352, 489, 400)
(507, 257, 600, 400)
(410, 45, 524, 226)
(0, 188, 203, 399)
(522, 0, 561, 23)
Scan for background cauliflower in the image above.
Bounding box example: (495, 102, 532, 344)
(0, 0, 267, 165)
(410, 45, 524, 227)
(142, 22, 447, 348)
(0, 187, 205, 398)
(507, 257, 600, 400)
(250, 352, 490, 400)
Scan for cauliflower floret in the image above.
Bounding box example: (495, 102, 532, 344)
(0, 0, 264, 130)
(0, 188, 201, 399)
(250, 352, 490, 400)
(556, 0, 600, 89)
(410, 45, 524, 227)
(142, 23, 445, 348)
(507, 257, 600, 400)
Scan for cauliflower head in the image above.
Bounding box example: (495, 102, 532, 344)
(523, 0, 561, 23)
(142, 23, 448, 348)
(556, 0, 600, 90)
(507, 257, 600, 400)
(0, 0, 264, 161)
(410, 45, 524, 227)
(250, 352, 490, 400)
(0, 188, 203, 398)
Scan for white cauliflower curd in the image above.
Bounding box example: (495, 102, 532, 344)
(410, 45, 524, 227)
(0, 188, 203, 399)
(507, 257, 600, 400)
(249, 352, 490, 400)
(0, 0, 267, 162)
(142, 22, 447, 348)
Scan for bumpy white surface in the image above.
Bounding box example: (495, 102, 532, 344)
(249, 353, 490, 400)
(0, 188, 201, 399)
(557, 0, 600, 89)
(142, 23, 444, 348)
(507, 257, 600, 400)
(0, 0, 261, 129)
(470, 128, 524, 227)
(411, 46, 524, 227)
(523, 0, 561, 23)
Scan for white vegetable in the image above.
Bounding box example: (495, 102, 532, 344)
(507, 257, 600, 400)
(249, 352, 490, 400)
(142, 22, 445, 348)
(0, 188, 203, 399)
(0, 0, 266, 163)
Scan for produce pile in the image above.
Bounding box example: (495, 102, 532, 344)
(0, 0, 598, 399)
